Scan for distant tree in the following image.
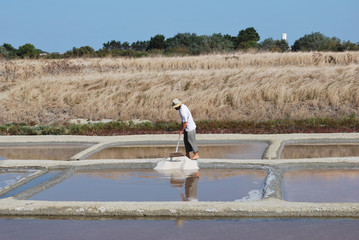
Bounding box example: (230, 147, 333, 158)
(235, 27, 260, 49)
(259, 38, 276, 50)
(131, 41, 148, 51)
(17, 43, 39, 59)
(108, 49, 147, 58)
(237, 41, 259, 49)
(3, 43, 17, 54)
(96, 48, 109, 57)
(223, 34, 237, 43)
(166, 33, 195, 48)
(64, 46, 95, 57)
(208, 33, 234, 52)
(276, 39, 290, 52)
(46, 52, 63, 59)
(121, 41, 130, 50)
(103, 40, 122, 50)
(165, 32, 234, 55)
(237, 27, 260, 42)
(103, 40, 149, 51)
(341, 41, 359, 51)
(291, 32, 343, 52)
(147, 34, 166, 50)
(1, 43, 17, 59)
(191, 35, 210, 54)
(260, 38, 290, 52)
(77, 46, 95, 57)
(0, 47, 4, 59)
(165, 33, 201, 54)
(326, 37, 343, 51)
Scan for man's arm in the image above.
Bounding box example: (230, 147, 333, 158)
(180, 122, 187, 134)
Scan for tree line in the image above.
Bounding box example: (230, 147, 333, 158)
(1, 27, 358, 59)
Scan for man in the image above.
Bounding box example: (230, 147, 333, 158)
(172, 99, 199, 160)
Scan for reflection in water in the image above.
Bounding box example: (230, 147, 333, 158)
(1, 218, 359, 240)
(29, 169, 266, 202)
(170, 172, 199, 201)
(283, 169, 359, 203)
(87, 169, 265, 180)
(87, 143, 268, 159)
(0, 144, 92, 160)
(281, 144, 359, 159)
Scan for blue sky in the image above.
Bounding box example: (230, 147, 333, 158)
(1, 0, 358, 52)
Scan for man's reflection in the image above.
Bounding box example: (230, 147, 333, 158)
(170, 171, 199, 201)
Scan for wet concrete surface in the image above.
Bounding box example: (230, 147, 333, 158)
(87, 142, 268, 159)
(283, 169, 359, 203)
(281, 144, 359, 159)
(1, 218, 359, 240)
(0, 144, 93, 160)
(29, 169, 266, 202)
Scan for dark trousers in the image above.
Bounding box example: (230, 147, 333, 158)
(184, 129, 198, 153)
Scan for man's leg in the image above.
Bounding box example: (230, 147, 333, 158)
(183, 131, 192, 158)
(187, 129, 199, 160)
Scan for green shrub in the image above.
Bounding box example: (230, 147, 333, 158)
(17, 43, 39, 59)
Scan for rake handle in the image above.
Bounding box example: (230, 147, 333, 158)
(175, 134, 181, 152)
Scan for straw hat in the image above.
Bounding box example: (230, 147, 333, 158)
(172, 99, 181, 108)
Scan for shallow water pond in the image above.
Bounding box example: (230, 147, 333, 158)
(29, 169, 266, 202)
(0, 143, 93, 160)
(1, 218, 359, 240)
(87, 142, 268, 159)
(283, 169, 359, 202)
(281, 143, 359, 159)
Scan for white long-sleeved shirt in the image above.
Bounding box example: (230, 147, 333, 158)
(179, 104, 196, 131)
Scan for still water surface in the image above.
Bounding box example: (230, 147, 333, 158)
(1, 218, 359, 240)
(0, 144, 92, 160)
(281, 143, 359, 159)
(29, 169, 266, 202)
(283, 169, 359, 202)
(87, 142, 268, 159)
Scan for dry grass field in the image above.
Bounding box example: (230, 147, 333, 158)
(0, 51, 358, 125)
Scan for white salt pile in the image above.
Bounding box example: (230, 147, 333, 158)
(154, 156, 199, 170)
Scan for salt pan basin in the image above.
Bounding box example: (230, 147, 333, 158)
(0, 143, 92, 160)
(28, 169, 266, 202)
(87, 142, 268, 159)
(283, 169, 359, 203)
(281, 143, 359, 159)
